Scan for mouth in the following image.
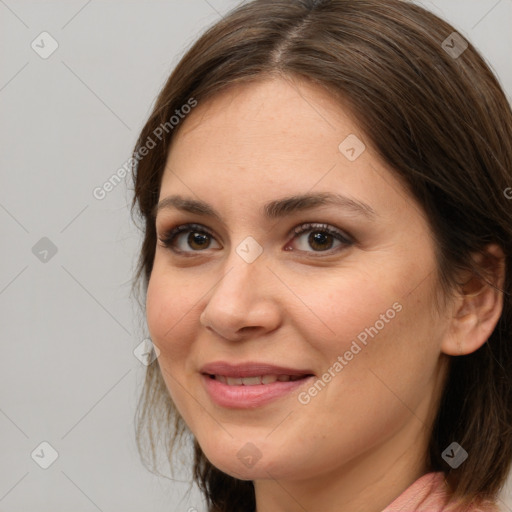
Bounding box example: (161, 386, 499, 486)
(199, 361, 316, 408)
(205, 374, 312, 385)
(200, 361, 315, 378)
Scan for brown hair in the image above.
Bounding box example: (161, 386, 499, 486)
(130, 1, 512, 510)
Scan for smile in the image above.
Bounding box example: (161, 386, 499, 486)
(201, 373, 314, 408)
(208, 374, 308, 385)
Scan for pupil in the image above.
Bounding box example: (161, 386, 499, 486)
(309, 232, 332, 251)
(189, 232, 209, 249)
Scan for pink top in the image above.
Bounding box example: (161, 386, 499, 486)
(381, 472, 501, 512)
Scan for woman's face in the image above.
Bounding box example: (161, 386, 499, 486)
(146, 77, 451, 488)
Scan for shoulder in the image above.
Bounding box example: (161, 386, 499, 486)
(381, 472, 501, 512)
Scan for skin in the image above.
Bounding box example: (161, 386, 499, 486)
(145, 76, 504, 512)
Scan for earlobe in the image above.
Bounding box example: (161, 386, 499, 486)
(441, 244, 505, 357)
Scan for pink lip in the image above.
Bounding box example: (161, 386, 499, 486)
(201, 374, 315, 409)
(199, 361, 315, 409)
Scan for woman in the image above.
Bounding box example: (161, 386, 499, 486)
(130, 1, 512, 510)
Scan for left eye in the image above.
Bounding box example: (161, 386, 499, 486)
(158, 222, 353, 255)
(289, 222, 353, 253)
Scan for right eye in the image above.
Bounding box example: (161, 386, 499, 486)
(158, 223, 221, 254)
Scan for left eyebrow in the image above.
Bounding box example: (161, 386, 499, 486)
(153, 192, 377, 221)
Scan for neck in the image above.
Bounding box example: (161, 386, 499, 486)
(253, 421, 430, 512)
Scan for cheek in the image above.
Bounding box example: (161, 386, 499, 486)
(295, 267, 401, 352)
(318, 270, 441, 406)
(145, 272, 201, 422)
(298, 262, 440, 391)
(145, 269, 196, 362)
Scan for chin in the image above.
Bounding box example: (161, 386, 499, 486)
(199, 437, 306, 483)
(196, 436, 267, 477)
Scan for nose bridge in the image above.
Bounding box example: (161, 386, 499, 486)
(214, 236, 268, 302)
(200, 237, 278, 338)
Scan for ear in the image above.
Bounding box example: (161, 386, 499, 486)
(441, 244, 506, 356)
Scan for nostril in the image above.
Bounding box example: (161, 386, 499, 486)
(239, 326, 258, 333)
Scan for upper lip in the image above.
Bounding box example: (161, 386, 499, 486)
(200, 361, 315, 378)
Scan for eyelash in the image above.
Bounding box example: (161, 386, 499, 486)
(157, 222, 354, 256)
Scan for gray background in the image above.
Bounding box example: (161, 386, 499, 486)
(1, 0, 511, 510)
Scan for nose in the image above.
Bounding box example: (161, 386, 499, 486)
(199, 251, 282, 342)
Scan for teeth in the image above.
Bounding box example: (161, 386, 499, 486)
(241, 376, 262, 385)
(214, 374, 305, 385)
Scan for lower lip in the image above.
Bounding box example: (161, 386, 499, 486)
(201, 374, 314, 409)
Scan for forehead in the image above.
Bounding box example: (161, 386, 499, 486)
(159, 77, 417, 227)
(169, 77, 358, 162)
